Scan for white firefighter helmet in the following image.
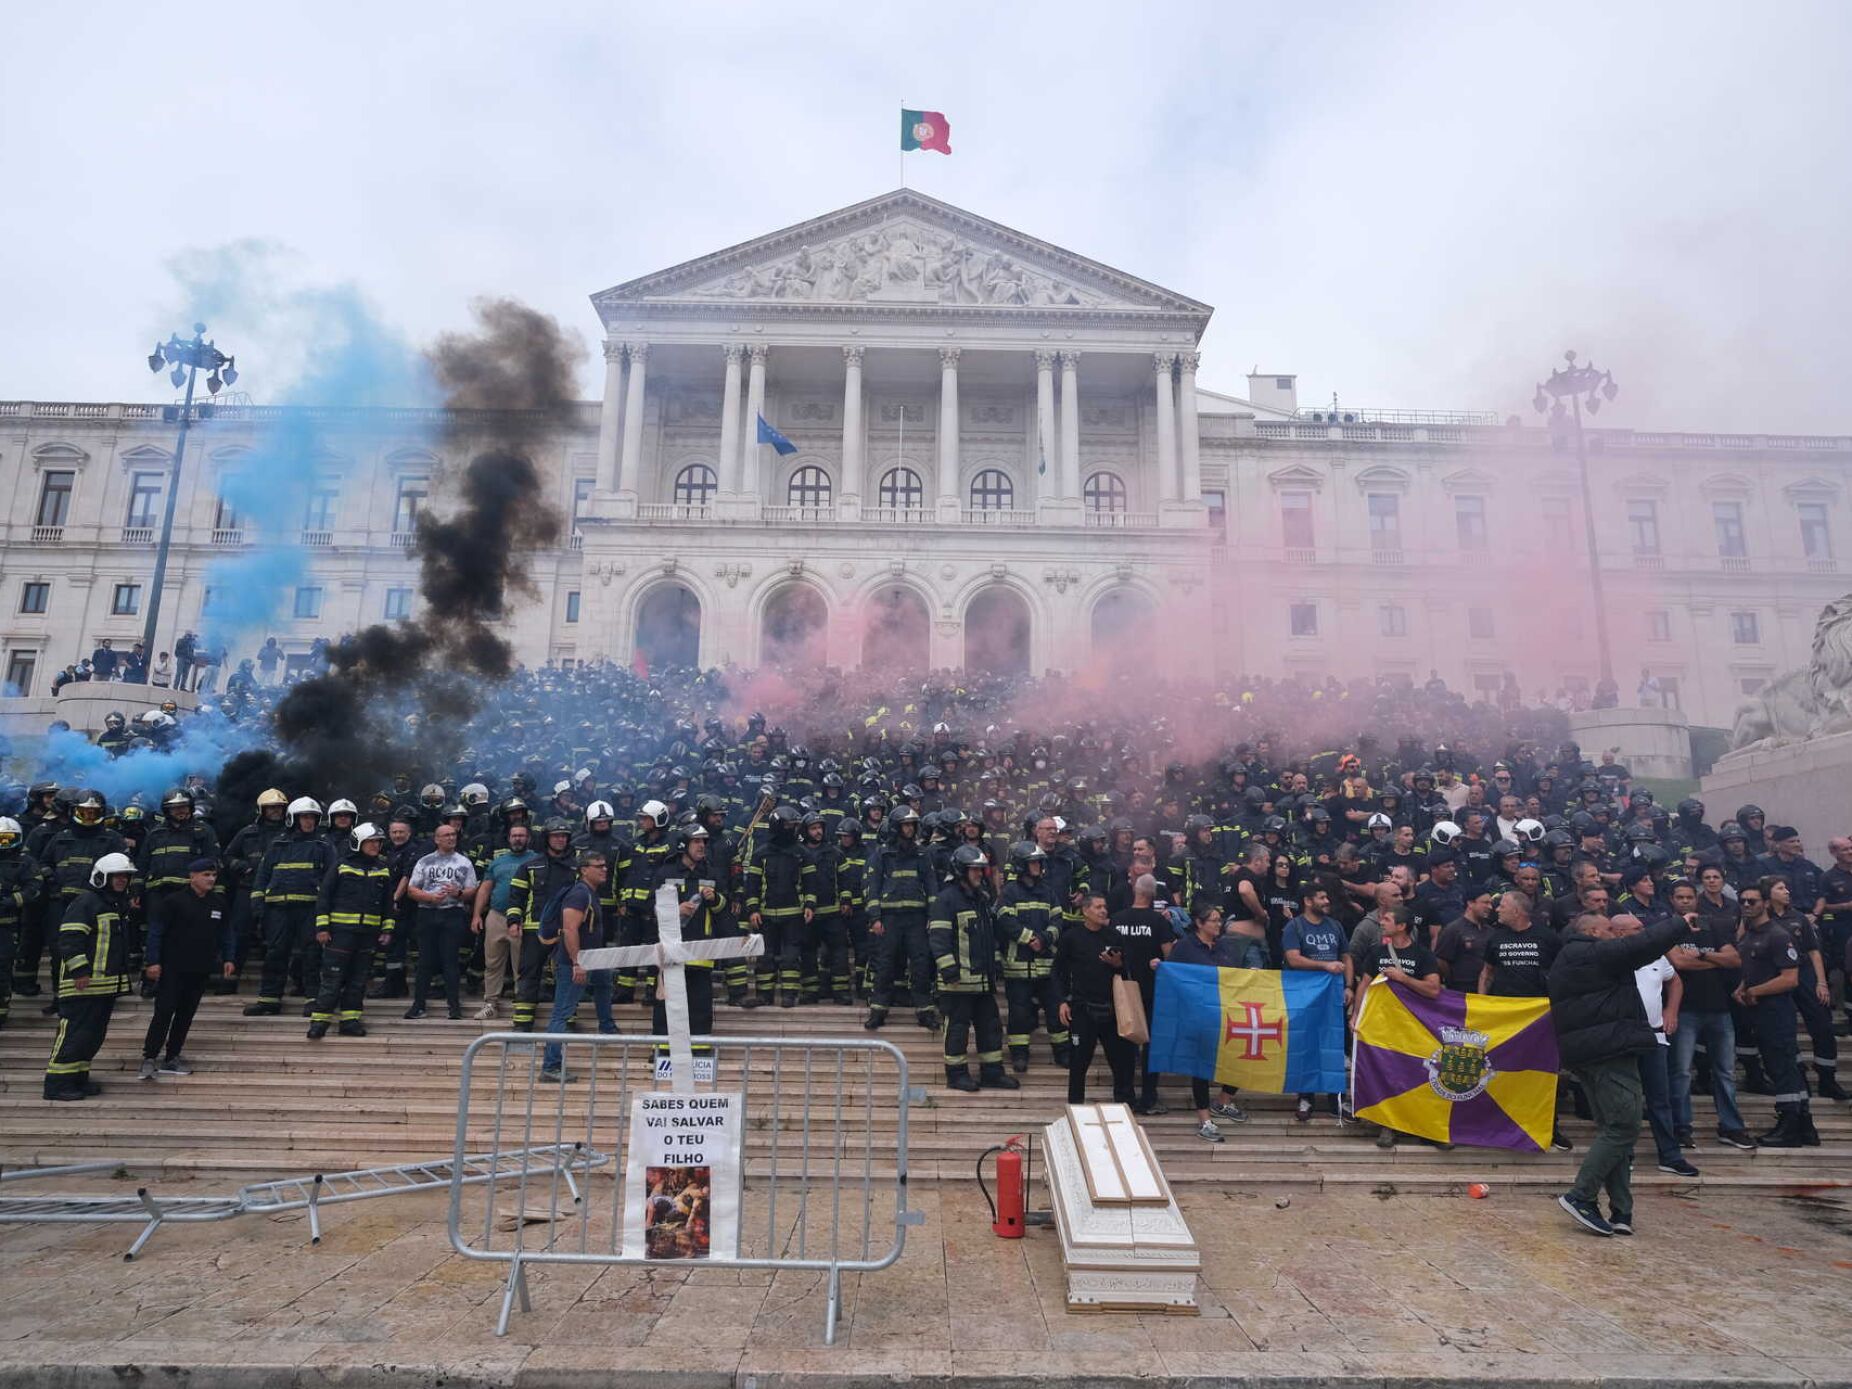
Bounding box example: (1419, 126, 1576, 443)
(1513, 817, 1546, 845)
(585, 800, 615, 826)
(89, 851, 137, 888)
(461, 782, 490, 807)
(287, 796, 324, 820)
(327, 797, 359, 819)
(350, 822, 386, 852)
(1431, 820, 1463, 847)
(0, 816, 22, 844)
(637, 799, 670, 825)
(1366, 812, 1393, 833)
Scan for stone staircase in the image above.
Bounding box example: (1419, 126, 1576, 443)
(3, 992, 1850, 1191)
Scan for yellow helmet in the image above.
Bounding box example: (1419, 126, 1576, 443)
(256, 788, 289, 811)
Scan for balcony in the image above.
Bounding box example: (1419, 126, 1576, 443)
(1283, 547, 1317, 565)
(300, 529, 333, 548)
(636, 503, 713, 522)
(211, 528, 245, 546)
(30, 525, 64, 543)
(121, 525, 155, 545)
(763, 504, 838, 525)
(569, 531, 585, 550)
(1808, 557, 1839, 574)
(963, 507, 1038, 529)
(862, 506, 932, 525)
(1633, 552, 1664, 571)
(1719, 555, 1751, 574)
(1083, 509, 1159, 529)
(389, 531, 416, 551)
(1370, 547, 1405, 566)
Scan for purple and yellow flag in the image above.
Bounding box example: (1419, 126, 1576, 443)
(1352, 979, 1559, 1152)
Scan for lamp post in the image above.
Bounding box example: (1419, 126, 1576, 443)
(143, 324, 237, 675)
(1534, 351, 1619, 689)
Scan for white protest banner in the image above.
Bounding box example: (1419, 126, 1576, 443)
(621, 1091, 743, 1260)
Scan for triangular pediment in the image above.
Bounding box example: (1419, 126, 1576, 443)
(594, 190, 1209, 318)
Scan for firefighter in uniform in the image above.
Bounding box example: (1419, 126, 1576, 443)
(863, 806, 937, 1031)
(244, 798, 336, 1016)
(802, 812, 851, 1001)
(998, 841, 1068, 1072)
(221, 788, 288, 994)
(615, 800, 672, 1003)
(654, 826, 727, 1073)
(137, 789, 221, 987)
(307, 822, 395, 1039)
(931, 844, 1017, 1093)
(31, 791, 131, 1000)
(835, 820, 871, 1002)
(0, 817, 41, 1029)
(44, 851, 137, 1101)
(506, 818, 578, 1030)
(749, 806, 816, 1008)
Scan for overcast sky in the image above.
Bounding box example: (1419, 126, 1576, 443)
(4, 1, 1847, 432)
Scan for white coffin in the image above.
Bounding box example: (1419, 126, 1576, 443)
(1042, 1103, 1199, 1313)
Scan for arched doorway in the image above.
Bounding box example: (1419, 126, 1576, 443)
(861, 586, 929, 673)
(761, 584, 829, 668)
(635, 584, 702, 671)
(1090, 589, 1158, 672)
(964, 587, 1031, 676)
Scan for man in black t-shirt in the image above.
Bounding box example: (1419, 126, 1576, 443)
(1411, 851, 1466, 946)
(1349, 903, 1443, 1150)
(1113, 873, 1174, 1115)
(1663, 879, 1754, 1149)
(1823, 838, 1852, 1033)
(1480, 890, 1571, 1150)
(1434, 888, 1495, 992)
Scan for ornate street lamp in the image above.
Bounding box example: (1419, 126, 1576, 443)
(1534, 351, 1620, 687)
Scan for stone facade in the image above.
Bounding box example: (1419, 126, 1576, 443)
(2, 189, 1849, 727)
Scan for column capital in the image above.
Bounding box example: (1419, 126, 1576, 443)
(603, 340, 625, 364)
(842, 345, 865, 367)
(1034, 349, 1059, 371)
(939, 346, 962, 368)
(721, 343, 743, 363)
(747, 343, 769, 364)
(627, 342, 650, 364)
(1059, 350, 1082, 369)
(1177, 351, 1201, 374)
(1153, 350, 1178, 374)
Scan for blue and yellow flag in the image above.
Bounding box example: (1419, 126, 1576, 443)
(1148, 964, 1348, 1095)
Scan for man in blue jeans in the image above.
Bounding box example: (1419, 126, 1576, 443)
(542, 851, 614, 1081)
(1663, 878, 1758, 1151)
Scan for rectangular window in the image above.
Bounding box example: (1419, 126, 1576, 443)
(572, 477, 595, 526)
(303, 489, 338, 531)
(566, 590, 581, 624)
(1739, 677, 1766, 696)
(393, 477, 428, 534)
(1289, 602, 1318, 637)
(4, 651, 37, 697)
(384, 587, 413, 620)
(126, 471, 163, 529)
(1378, 604, 1407, 638)
(1280, 490, 1314, 548)
(110, 582, 141, 616)
(1713, 500, 1746, 558)
(1627, 499, 1660, 554)
(1730, 610, 1760, 645)
(1647, 609, 1671, 642)
(1367, 492, 1401, 550)
(1657, 676, 1682, 711)
(1276, 377, 1293, 390)
(1541, 495, 1573, 547)
(1455, 495, 1488, 551)
(1799, 502, 1833, 559)
(19, 581, 49, 615)
(1468, 605, 1495, 639)
(294, 586, 323, 620)
(35, 470, 74, 528)
(1203, 488, 1227, 539)
(214, 493, 241, 531)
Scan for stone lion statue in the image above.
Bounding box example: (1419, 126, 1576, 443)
(1729, 593, 1852, 750)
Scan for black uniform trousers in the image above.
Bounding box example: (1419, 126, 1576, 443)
(16, 895, 65, 991)
(651, 966, 716, 1068)
(1754, 996, 1809, 1104)
(413, 908, 467, 1011)
(1067, 1000, 1136, 1105)
(843, 910, 872, 995)
(940, 989, 1003, 1070)
(256, 903, 320, 1006)
(773, 913, 816, 997)
(143, 971, 209, 1059)
(815, 909, 851, 998)
(45, 994, 115, 1091)
(0, 925, 15, 1025)
(870, 909, 932, 1010)
(512, 922, 548, 1029)
(1004, 972, 1066, 1055)
(311, 928, 377, 1024)
(1795, 984, 1838, 1082)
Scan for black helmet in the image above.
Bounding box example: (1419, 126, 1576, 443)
(1262, 815, 1287, 834)
(1735, 804, 1765, 824)
(1631, 844, 1671, 874)
(1676, 797, 1705, 820)
(160, 787, 194, 816)
(1184, 814, 1214, 834)
(1542, 828, 1574, 850)
(1631, 789, 1654, 807)
(1719, 821, 1746, 843)
(1009, 841, 1047, 871)
(1490, 837, 1520, 859)
(1243, 787, 1268, 809)
(1305, 806, 1331, 825)
(951, 844, 989, 872)
(836, 820, 863, 845)
(1625, 822, 1658, 843)
(541, 816, 574, 839)
(1569, 811, 1599, 836)
(890, 806, 920, 827)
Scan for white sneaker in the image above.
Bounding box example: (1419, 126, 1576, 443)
(474, 1002, 498, 1021)
(1196, 1120, 1225, 1144)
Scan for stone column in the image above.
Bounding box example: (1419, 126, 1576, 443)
(617, 342, 648, 496)
(1035, 350, 1057, 501)
(937, 347, 961, 519)
(1153, 351, 1178, 504)
(742, 344, 767, 504)
(596, 340, 626, 492)
(717, 344, 743, 497)
(1177, 350, 1203, 504)
(1059, 351, 1082, 502)
(840, 346, 865, 518)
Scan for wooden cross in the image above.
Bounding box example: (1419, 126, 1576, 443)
(576, 882, 764, 1093)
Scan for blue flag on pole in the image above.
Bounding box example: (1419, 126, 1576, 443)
(756, 414, 798, 456)
(1147, 963, 1349, 1095)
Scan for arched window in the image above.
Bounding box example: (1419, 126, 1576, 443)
(673, 464, 716, 508)
(1084, 471, 1127, 513)
(878, 467, 924, 511)
(787, 465, 832, 510)
(969, 469, 1013, 511)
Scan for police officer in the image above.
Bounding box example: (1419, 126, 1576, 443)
(998, 841, 1068, 1072)
(244, 798, 336, 1016)
(1766, 875, 1844, 1101)
(307, 823, 395, 1039)
(1734, 879, 1819, 1147)
(930, 844, 1015, 1093)
(863, 806, 937, 1031)
(44, 851, 137, 1101)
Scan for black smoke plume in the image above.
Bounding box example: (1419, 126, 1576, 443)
(270, 298, 583, 793)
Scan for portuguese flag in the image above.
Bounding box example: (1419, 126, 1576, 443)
(901, 109, 951, 154)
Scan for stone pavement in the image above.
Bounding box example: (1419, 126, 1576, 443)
(3, 1177, 1852, 1387)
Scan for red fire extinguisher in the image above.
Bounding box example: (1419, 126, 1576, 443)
(977, 1136, 1027, 1238)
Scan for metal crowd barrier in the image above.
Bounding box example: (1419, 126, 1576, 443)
(447, 1033, 921, 1343)
(0, 1143, 606, 1261)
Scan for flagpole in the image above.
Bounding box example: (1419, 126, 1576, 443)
(899, 101, 907, 189)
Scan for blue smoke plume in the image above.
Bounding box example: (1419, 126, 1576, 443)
(28, 714, 264, 809)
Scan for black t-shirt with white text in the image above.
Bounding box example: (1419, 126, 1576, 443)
(1482, 924, 1561, 997)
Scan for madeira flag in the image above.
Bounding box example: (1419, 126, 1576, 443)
(1352, 978, 1559, 1152)
(1148, 964, 1348, 1095)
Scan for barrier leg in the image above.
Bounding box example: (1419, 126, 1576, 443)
(306, 1175, 324, 1245)
(495, 1254, 530, 1337)
(125, 1189, 165, 1261)
(823, 1266, 841, 1346)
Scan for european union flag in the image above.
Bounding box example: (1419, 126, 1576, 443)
(1148, 963, 1348, 1095)
(756, 413, 798, 456)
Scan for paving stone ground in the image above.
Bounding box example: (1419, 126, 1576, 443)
(4, 1176, 1852, 1387)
